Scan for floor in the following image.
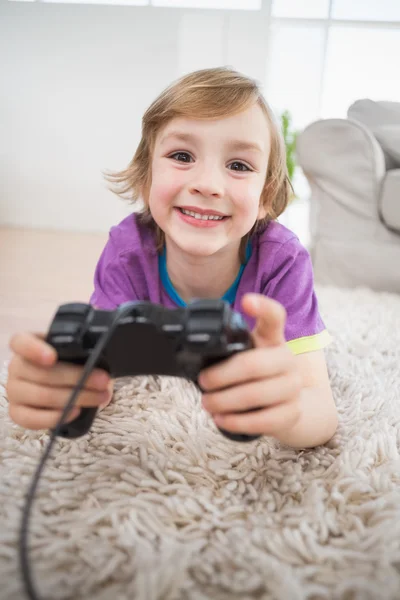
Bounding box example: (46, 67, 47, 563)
(0, 227, 107, 365)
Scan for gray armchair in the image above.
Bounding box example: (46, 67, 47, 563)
(296, 99, 400, 293)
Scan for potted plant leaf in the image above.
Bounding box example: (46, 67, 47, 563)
(281, 109, 298, 201)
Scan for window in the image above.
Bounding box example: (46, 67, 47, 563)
(268, 0, 400, 126)
(9, 0, 148, 3)
(8, 0, 261, 6)
(332, 0, 400, 22)
(271, 0, 330, 19)
(321, 26, 400, 118)
(267, 0, 400, 241)
(153, 0, 261, 8)
(271, 0, 400, 21)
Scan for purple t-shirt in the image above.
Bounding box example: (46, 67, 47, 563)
(90, 213, 332, 355)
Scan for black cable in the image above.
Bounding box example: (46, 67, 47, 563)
(19, 304, 134, 600)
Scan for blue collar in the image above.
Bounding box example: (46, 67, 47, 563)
(158, 242, 252, 307)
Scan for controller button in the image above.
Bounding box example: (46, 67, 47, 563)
(162, 324, 184, 332)
(226, 342, 247, 352)
(117, 315, 149, 325)
(136, 316, 149, 324)
(187, 333, 211, 343)
(89, 325, 108, 334)
(50, 321, 82, 336)
(50, 334, 75, 344)
(57, 303, 91, 318)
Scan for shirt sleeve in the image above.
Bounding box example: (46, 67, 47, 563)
(89, 235, 137, 310)
(262, 237, 333, 355)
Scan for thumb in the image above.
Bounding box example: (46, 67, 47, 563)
(242, 293, 286, 347)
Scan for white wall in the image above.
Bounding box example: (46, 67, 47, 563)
(0, 1, 268, 233)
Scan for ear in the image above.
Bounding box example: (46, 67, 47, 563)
(257, 202, 268, 220)
(141, 175, 152, 205)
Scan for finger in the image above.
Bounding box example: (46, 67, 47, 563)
(9, 332, 57, 367)
(8, 404, 82, 431)
(213, 397, 301, 436)
(99, 394, 113, 411)
(7, 379, 112, 410)
(242, 294, 286, 347)
(199, 346, 294, 391)
(9, 354, 110, 392)
(202, 372, 301, 415)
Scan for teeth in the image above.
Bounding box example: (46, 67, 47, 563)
(180, 208, 225, 221)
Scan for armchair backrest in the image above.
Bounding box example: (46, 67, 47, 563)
(347, 99, 400, 170)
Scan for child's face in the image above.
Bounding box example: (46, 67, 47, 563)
(148, 102, 270, 259)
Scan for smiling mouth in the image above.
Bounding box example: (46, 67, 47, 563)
(177, 207, 228, 221)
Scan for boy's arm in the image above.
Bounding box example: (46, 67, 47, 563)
(274, 349, 338, 448)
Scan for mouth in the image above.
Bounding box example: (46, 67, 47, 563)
(176, 206, 229, 222)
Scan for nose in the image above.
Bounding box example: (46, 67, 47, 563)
(189, 163, 224, 198)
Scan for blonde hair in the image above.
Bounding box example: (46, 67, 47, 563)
(105, 67, 291, 261)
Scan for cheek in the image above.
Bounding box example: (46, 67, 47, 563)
(232, 179, 264, 216)
(149, 166, 183, 210)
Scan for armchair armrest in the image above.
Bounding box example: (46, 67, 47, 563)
(379, 169, 400, 234)
(296, 118, 386, 221)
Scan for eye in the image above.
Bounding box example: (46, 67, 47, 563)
(169, 152, 193, 163)
(228, 161, 252, 172)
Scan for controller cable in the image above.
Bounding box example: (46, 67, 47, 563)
(19, 304, 134, 600)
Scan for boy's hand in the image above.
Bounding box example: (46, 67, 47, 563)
(198, 293, 303, 438)
(6, 333, 113, 431)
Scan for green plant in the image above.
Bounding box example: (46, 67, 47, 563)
(280, 110, 298, 196)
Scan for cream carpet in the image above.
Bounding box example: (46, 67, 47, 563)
(1, 286, 400, 600)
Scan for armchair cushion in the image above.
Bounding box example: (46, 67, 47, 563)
(374, 125, 400, 167)
(380, 169, 400, 232)
(347, 99, 400, 127)
(348, 99, 400, 169)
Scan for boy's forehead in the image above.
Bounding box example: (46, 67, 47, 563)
(158, 104, 270, 152)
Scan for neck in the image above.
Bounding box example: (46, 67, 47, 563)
(165, 239, 242, 303)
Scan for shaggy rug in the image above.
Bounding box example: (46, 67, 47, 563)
(1, 285, 400, 600)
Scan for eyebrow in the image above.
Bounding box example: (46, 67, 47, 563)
(228, 140, 264, 154)
(160, 131, 264, 154)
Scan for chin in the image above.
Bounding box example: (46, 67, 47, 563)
(178, 243, 221, 258)
(169, 236, 224, 257)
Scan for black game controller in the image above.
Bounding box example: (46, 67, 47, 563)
(46, 299, 261, 443)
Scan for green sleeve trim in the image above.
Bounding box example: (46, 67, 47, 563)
(286, 330, 333, 355)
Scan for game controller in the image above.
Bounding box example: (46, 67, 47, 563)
(46, 298, 261, 443)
